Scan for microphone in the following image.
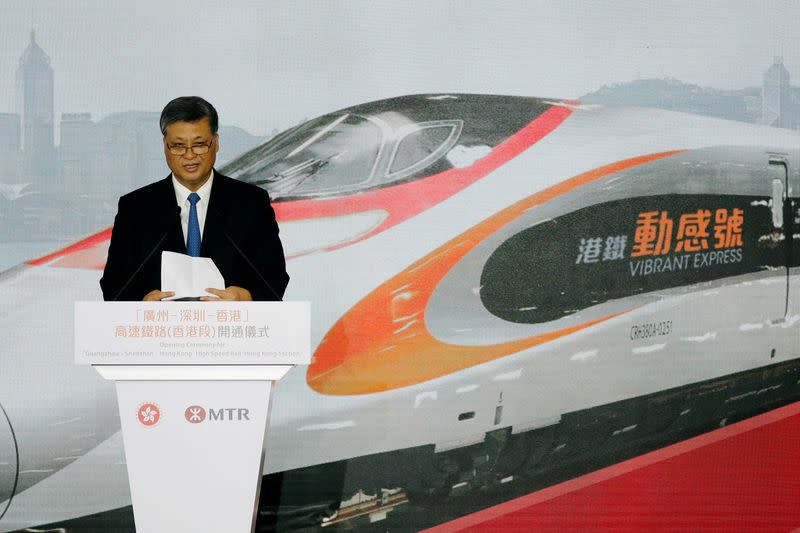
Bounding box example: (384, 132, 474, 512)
(112, 205, 180, 301)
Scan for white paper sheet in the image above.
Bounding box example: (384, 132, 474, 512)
(161, 251, 225, 300)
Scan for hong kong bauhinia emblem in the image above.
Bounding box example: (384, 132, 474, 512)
(137, 403, 161, 427)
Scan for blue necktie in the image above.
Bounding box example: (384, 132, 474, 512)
(186, 192, 201, 256)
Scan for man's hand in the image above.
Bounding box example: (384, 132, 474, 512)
(143, 290, 175, 301)
(200, 286, 253, 301)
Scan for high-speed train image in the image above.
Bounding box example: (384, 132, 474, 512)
(0, 94, 798, 531)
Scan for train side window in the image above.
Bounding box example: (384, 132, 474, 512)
(769, 158, 788, 228)
(387, 120, 463, 180)
(772, 179, 784, 228)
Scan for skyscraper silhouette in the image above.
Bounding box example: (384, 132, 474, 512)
(761, 57, 792, 128)
(16, 29, 55, 182)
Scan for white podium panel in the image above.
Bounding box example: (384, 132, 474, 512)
(117, 380, 271, 532)
(76, 301, 309, 533)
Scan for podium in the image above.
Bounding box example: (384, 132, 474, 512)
(75, 301, 310, 533)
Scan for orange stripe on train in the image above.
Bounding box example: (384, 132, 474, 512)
(308, 151, 685, 395)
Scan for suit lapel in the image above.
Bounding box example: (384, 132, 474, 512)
(201, 171, 228, 257)
(156, 175, 186, 254)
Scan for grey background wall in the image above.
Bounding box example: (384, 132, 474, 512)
(0, 0, 798, 266)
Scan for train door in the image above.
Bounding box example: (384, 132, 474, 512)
(780, 152, 800, 337)
(767, 155, 791, 320)
(0, 402, 18, 519)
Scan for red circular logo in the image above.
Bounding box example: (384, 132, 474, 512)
(137, 403, 161, 427)
(185, 405, 206, 424)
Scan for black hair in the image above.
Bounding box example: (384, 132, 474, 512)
(159, 96, 219, 136)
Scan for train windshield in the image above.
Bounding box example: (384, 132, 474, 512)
(222, 95, 554, 200)
(228, 114, 382, 198)
(226, 112, 462, 199)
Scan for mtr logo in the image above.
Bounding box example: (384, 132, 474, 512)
(184, 405, 251, 424)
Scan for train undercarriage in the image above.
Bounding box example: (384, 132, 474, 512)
(256, 357, 800, 531)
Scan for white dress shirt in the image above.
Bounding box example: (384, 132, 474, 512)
(172, 170, 214, 243)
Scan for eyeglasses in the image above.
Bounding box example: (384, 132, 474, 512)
(167, 140, 213, 156)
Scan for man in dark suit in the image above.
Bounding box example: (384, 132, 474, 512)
(100, 96, 288, 302)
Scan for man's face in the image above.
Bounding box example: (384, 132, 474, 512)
(163, 118, 219, 190)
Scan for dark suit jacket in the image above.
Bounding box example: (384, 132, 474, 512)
(100, 172, 289, 301)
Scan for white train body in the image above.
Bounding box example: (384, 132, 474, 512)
(0, 96, 798, 530)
